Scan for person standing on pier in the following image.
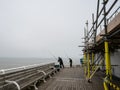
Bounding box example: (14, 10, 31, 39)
(58, 57, 64, 68)
(69, 58, 73, 67)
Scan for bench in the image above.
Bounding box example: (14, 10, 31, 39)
(0, 63, 57, 90)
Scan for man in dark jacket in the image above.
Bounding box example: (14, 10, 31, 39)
(58, 57, 64, 68)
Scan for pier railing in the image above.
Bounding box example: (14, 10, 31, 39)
(0, 63, 57, 90)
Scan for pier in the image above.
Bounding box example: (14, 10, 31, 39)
(0, 0, 120, 90)
(0, 63, 57, 90)
(0, 64, 105, 90)
(38, 67, 104, 90)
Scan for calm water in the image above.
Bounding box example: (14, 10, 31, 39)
(0, 58, 80, 69)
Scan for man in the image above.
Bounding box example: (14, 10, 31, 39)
(58, 57, 64, 68)
(69, 58, 72, 67)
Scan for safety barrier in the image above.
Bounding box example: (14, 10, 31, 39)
(0, 63, 57, 90)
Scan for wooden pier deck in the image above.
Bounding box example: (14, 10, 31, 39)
(38, 67, 104, 90)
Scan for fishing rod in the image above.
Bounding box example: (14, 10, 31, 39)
(48, 50, 58, 61)
(64, 51, 69, 59)
(64, 51, 73, 62)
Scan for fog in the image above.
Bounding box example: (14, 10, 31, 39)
(0, 0, 119, 58)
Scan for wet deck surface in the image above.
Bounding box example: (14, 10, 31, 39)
(38, 67, 104, 90)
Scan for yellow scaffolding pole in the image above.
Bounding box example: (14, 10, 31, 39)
(84, 52, 87, 76)
(104, 41, 112, 79)
(87, 53, 90, 78)
(92, 52, 94, 71)
(104, 41, 112, 90)
(104, 76, 120, 90)
(104, 82, 109, 90)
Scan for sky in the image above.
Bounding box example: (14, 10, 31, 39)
(0, 0, 120, 58)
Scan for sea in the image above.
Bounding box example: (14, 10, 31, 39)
(0, 57, 81, 70)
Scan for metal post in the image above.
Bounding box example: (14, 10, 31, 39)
(103, 1, 112, 90)
(84, 52, 87, 76)
(85, 20, 90, 79)
(103, 0, 112, 80)
(103, 0, 112, 89)
(87, 53, 90, 78)
(104, 41, 112, 79)
(104, 82, 109, 90)
(92, 52, 94, 71)
(92, 13, 95, 44)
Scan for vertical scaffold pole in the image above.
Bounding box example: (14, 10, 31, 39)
(84, 27, 87, 77)
(103, 0, 112, 89)
(85, 20, 90, 80)
(104, 41, 112, 79)
(92, 52, 94, 71)
(84, 52, 87, 76)
(87, 52, 90, 78)
(103, 0, 112, 80)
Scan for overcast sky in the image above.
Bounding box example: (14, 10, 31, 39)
(0, 0, 119, 58)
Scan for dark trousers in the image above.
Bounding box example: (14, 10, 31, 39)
(70, 63, 72, 67)
(60, 63, 64, 68)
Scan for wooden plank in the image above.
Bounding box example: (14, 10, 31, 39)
(38, 67, 104, 90)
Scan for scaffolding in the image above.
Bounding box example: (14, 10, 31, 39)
(82, 0, 120, 90)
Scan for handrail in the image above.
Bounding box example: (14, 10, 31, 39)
(0, 63, 56, 90)
(0, 62, 54, 75)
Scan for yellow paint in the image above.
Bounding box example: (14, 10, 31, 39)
(87, 53, 90, 78)
(110, 82, 112, 86)
(113, 84, 116, 88)
(104, 41, 112, 79)
(103, 82, 109, 90)
(92, 52, 94, 71)
(84, 53, 87, 76)
(116, 87, 120, 90)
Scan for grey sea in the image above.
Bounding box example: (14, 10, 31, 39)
(0, 58, 80, 70)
